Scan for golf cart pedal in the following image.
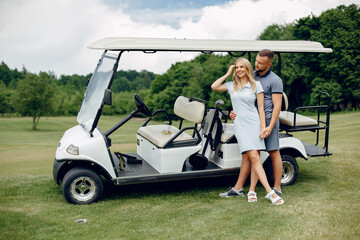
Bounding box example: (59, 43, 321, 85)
(122, 153, 143, 164)
(114, 152, 126, 171)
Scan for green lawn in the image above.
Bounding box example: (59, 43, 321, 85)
(0, 112, 359, 239)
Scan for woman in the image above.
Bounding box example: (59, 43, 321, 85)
(211, 57, 284, 205)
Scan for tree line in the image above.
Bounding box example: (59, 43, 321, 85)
(0, 4, 359, 129)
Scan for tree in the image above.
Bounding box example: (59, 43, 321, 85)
(257, 23, 295, 40)
(151, 73, 171, 94)
(258, 4, 360, 110)
(0, 62, 13, 86)
(14, 72, 56, 130)
(0, 81, 8, 115)
(293, 4, 360, 109)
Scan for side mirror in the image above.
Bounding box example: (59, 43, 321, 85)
(103, 89, 112, 106)
(215, 99, 224, 107)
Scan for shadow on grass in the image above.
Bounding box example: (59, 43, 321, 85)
(102, 175, 239, 201)
(101, 161, 330, 202)
(296, 159, 330, 184)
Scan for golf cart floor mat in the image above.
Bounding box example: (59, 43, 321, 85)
(182, 160, 221, 172)
(112, 153, 159, 176)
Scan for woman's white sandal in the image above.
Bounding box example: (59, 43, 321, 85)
(247, 191, 257, 203)
(267, 190, 284, 205)
(265, 188, 282, 199)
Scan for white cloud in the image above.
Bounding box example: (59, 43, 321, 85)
(0, 0, 357, 76)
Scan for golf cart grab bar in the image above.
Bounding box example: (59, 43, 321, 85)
(292, 91, 330, 128)
(190, 97, 207, 106)
(163, 127, 202, 149)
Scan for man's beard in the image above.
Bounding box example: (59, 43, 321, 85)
(256, 67, 266, 73)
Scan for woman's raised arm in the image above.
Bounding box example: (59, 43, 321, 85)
(211, 65, 234, 92)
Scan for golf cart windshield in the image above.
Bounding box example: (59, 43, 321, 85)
(77, 51, 119, 133)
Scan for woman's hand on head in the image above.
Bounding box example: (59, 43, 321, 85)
(226, 65, 235, 76)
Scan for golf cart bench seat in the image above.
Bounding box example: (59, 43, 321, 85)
(137, 96, 206, 148)
(221, 123, 235, 143)
(279, 92, 320, 131)
(279, 113, 318, 127)
(137, 125, 193, 148)
(278, 91, 331, 156)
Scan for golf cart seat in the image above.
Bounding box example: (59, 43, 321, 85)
(136, 96, 206, 173)
(137, 125, 193, 148)
(137, 96, 205, 148)
(220, 123, 236, 143)
(279, 92, 318, 128)
(279, 91, 331, 156)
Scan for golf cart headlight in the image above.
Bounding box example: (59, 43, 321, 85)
(66, 144, 79, 155)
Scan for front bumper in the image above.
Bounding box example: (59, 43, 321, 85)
(53, 159, 67, 185)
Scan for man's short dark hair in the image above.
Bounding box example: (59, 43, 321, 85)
(258, 49, 274, 61)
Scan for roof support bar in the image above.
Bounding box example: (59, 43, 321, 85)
(276, 52, 282, 78)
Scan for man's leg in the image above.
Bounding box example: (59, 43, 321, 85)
(269, 150, 282, 192)
(264, 119, 282, 192)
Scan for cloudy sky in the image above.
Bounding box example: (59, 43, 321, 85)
(0, 0, 358, 76)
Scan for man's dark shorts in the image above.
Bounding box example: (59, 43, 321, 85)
(265, 118, 280, 151)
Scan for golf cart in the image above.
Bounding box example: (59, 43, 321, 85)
(53, 37, 332, 204)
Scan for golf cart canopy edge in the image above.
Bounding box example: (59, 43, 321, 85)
(87, 37, 333, 54)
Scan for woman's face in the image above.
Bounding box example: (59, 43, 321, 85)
(235, 61, 247, 78)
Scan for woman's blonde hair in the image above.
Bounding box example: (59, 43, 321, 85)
(232, 57, 256, 93)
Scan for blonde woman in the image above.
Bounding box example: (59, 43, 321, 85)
(211, 57, 284, 205)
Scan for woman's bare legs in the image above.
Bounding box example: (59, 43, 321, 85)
(246, 150, 272, 192)
(246, 150, 283, 204)
(233, 154, 251, 191)
(248, 156, 259, 202)
(249, 164, 258, 192)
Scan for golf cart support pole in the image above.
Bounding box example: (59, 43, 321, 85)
(105, 109, 139, 137)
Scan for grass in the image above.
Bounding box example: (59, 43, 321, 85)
(0, 112, 360, 239)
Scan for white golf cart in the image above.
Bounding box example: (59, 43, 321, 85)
(53, 37, 332, 204)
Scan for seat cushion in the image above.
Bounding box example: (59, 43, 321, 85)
(174, 96, 205, 124)
(221, 123, 235, 143)
(137, 125, 193, 148)
(279, 111, 318, 127)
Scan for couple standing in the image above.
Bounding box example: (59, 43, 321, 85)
(211, 49, 284, 205)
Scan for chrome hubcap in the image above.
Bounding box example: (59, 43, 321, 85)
(70, 176, 96, 202)
(281, 161, 295, 185)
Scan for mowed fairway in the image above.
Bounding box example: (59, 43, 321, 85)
(0, 112, 359, 239)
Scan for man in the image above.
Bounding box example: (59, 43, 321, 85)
(221, 49, 283, 197)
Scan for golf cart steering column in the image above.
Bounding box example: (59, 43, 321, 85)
(105, 108, 140, 137)
(105, 94, 152, 137)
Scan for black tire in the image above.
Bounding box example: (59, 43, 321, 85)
(62, 167, 103, 204)
(281, 155, 298, 186)
(264, 154, 299, 186)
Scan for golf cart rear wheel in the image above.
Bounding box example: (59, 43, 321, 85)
(264, 154, 299, 186)
(62, 167, 103, 204)
(281, 155, 298, 186)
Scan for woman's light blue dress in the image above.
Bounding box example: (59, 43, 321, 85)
(225, 81, 265, 154)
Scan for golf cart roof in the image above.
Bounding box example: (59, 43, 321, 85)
(88, 37, 333, 54)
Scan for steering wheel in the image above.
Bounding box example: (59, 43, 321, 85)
(134, 94, 152, 117)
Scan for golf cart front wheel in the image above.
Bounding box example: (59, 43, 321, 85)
(62, 167, 103, 204)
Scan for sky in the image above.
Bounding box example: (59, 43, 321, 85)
(0, 0, 358, 77)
